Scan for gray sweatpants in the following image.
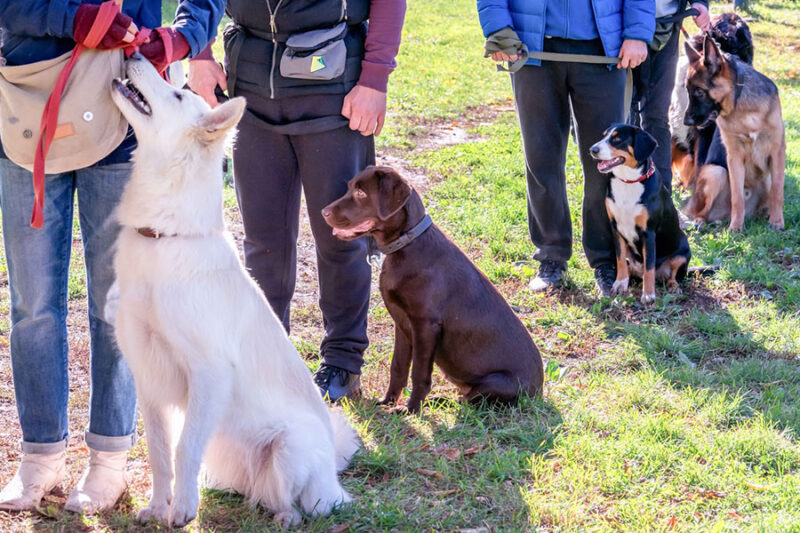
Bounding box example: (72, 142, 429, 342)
(511, 37, 626, 268)
(232, 90, 373, 374)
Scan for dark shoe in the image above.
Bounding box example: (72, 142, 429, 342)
(529, 260, 566, 292)
(313, 364, 361, 402)
(594, 264, 617, 298)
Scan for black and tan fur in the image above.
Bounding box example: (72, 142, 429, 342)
(590, 124, 691, 304)
(684, 34, 785, 231)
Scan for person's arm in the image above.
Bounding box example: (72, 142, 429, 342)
(140, 0, 225, 73)
(621, 0, 655, 45)
(477, 0, 513, 38)
(618, 0, 655, 69)
(171, 0, 225, 57)
(356, 0, 406, 93)
(0, 0, 81, 39)
(341, 0, 407, 137)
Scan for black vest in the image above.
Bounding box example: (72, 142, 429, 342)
(223, 0, 371, 99)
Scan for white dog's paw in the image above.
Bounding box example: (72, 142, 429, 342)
(168, 490, 199, 527)
(274, 509, 302, 528)
(611, 278, 629, 296)
(640, 292, 657, 305)
(136, 500, 170, 524)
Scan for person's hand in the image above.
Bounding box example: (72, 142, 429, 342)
(139, 27, 190, 73)
(188, 58, 227, 108)
(73, 3, 138, 49)
(691, 3, 711, 32)
(490, 51, 519, 62)
(341, 84, 387, 136)
(618, 39, 648, 69)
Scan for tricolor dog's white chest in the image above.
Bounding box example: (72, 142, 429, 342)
(607, 178, 646, 246)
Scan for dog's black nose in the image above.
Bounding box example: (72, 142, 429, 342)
(684, 114, 695, 126)
(321, 207, 332, 218)
(589, 145, 600, 155)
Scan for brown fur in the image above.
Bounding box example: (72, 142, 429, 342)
(322, 166, 544, 414)
(685, 36, 785, 231)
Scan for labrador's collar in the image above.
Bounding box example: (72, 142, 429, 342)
(378, 214, 433, 255)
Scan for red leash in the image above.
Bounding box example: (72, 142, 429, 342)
(30, 0, 161, 228)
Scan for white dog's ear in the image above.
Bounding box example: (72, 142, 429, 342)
(195, 97, 247, 141)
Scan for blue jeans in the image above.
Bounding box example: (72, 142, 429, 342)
(0, 158, 137, 454)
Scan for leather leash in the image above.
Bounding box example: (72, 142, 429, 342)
(30, 0, 167, 228)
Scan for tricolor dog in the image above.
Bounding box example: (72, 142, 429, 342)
(590, 124, 692, 304)
(110, 54, 358, 527)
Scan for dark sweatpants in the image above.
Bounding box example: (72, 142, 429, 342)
(232, 90, 373, 374)
(512, 37, 626, 269)
(632, 28, 680, 191)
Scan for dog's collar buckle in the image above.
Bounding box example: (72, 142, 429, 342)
(136, 227, 172, 239)
(378, 214, 433, 255)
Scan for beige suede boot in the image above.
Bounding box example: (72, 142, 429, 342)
(0, 451, 66, 511)
(64, 449, 128, 514)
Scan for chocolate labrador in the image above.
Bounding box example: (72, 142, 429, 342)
(322, 166, 544, 414)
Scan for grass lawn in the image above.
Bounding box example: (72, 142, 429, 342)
(1, 0, 799, 531)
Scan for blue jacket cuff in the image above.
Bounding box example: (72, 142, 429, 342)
(48, 0, 81, 39)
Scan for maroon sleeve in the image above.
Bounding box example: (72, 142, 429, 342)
(357, 0, 407, 93)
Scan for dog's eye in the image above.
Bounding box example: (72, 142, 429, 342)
(174, 92, 183, 102)
(354, 188, 367, 200)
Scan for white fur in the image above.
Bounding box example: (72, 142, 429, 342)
(669, 55, 691, 144)
(607, 178, 646, 248)
(110, 56, 358, 528)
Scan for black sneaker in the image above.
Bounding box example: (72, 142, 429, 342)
(594, 264, 617, 298)
(529, 260, 567, 292)
(313, 364, 361, 402)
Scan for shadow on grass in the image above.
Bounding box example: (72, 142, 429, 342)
(554, 279, 800, 435)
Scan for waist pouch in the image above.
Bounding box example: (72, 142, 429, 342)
(0, 49, 127, 173)
(281, 23, 348, 80)
(224, 21, 365, 99)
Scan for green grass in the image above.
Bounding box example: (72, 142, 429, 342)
(2, 1, 800, 532)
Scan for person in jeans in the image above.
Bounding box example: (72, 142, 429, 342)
(189, 0, 406, 402)
(632, 0, 710, 191)
(477, 0, 654, 296)
(0, 0, 222, 514)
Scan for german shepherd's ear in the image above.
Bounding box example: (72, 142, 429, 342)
(702, 35, 724, 76)
(633, 129, 658, 162)
(684, 40, 701, 64)
(375, 166, 412, 220)
(195, 97, 247, 142)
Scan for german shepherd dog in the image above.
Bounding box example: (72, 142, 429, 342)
(684, 34, 786, 231)
(671, 14, 768, 224)
(671, 13, 754, 191)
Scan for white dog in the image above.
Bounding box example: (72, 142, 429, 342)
(109, 54, 359, 528)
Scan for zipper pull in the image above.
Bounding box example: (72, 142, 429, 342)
(270, 14, 277, 42)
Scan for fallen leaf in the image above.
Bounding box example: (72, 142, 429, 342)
(463, 445, 483, 456)
(442, 448, 461, 461)
(728, 510, 744, 520)
(696, 489, 726, 499)
(745, 482, 769, 491)
(667, 516, 678, 529)
(327, 522, 355, 533)
(414, 467, 443, 479)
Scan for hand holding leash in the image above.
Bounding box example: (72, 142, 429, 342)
(617, 39, 647, 69)
(139, 27, 191, 74)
